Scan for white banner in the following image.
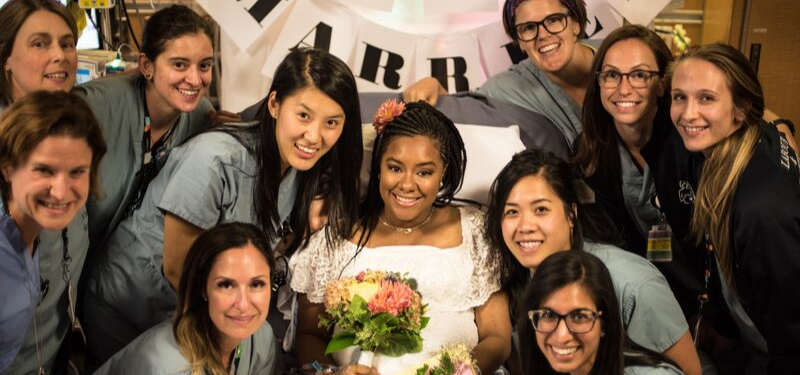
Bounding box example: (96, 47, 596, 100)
(351, 20, 419, 92)
(423, 0, 498, 15)
(585, 0, 624, 39)
(606, 0, 672, 26)
(476, 21, 517, 79)
(415, 33, 484, 92)
(261, 0, 359, 78)
(334, 0, 394, 12)
(196, 0, 294, 51)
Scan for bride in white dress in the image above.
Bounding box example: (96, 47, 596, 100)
(291, 101, 511, 375)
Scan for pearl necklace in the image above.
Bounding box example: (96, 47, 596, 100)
(378, 207, 435, 234)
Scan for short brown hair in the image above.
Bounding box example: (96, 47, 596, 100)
(0, 0, 78, 105)
(0, 90, 107, 203)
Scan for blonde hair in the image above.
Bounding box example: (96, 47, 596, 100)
(671, 44, 764, 290)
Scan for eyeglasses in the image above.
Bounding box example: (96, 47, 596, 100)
(514, 12, 570, 42)
(596, 69, 661, 89)
(528, 308, 602, 333)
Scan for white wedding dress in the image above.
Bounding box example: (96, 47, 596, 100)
(290, 206, 501, 375)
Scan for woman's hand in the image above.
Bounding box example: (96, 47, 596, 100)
(402, 77, 448, 106)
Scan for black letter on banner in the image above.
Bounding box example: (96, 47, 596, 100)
(429, 57, 469, 92)
(292, 22, 332, 51)
(244, 0, 282, 24)
(501, 42, 527, 65)
(359, 43, 404, 89)
(587, 16, 604, 39)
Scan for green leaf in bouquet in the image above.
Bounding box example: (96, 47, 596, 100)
(379, 331, 424, 356)
(419, 316, 430, 329)
(350, 295, 370, 318)
(325, 333, 356, 355)
(415, 364, 430, 375)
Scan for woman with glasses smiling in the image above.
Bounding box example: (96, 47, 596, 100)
(485, 148, 700, 375)
(572, 26, 714, 332)
(517, 250, 683, 375)
(404, 0, 594, 151)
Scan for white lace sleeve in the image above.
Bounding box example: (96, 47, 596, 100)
(289, 228, 349, 304)
(461, 206, 502, 306)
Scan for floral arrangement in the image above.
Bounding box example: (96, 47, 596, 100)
(372, 99, 406, 135)
(672, 24, 691, 54)
(319, 270, 429, 357)
(414, 344, 477, 375)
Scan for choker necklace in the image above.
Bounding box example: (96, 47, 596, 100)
(379, 207, 435, 234)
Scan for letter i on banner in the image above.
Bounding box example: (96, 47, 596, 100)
(415, 33, 484, 93)
(352, 20, 417, 92)
(261, 0, 359, 77)
(195, 0, 294, 51)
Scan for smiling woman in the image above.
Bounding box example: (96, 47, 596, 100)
(0, 0, 78, 108)
(291, 101, 511, 375)
(92, 223, 278, 375)
(516, 250, 684, 375)
(82, 47, 363, 369)
(0, 90, 106, 372)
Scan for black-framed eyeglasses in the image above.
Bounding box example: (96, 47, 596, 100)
(528, 308, 602, 333)
(596, 69, 661, 89)
(514, 12, 570, 42)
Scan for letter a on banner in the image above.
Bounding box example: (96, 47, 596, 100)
(261, 0, 358, 78)
(352, 20, 417, 92)
(196, 0, 294, 51)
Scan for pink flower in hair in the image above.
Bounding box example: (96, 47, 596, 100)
(372, 99, 406, 135)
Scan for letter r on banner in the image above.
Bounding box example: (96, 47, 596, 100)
(429, 57, 469, 92)
(359, 43, 404, 90)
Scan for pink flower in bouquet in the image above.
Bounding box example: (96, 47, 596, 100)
(372, 99, 405, 135)
(368, 280, 415, 316)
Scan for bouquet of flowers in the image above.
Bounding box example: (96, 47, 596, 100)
(414, 344, 477, 375)
(319, 270, 429, 362)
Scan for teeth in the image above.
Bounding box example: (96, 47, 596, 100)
(178, 89, 199, 96)
(296, 144, 317, 154)
(519, 241, 543, 248)
(395, 195, 419, 204)
(42, 202, 68, 210)
(539, 43, 559, 54)
(615, 101, 638, 107)
(44, 73, 66, 79)
(684, 126, 707, 133)
(552, 347, 578, 355)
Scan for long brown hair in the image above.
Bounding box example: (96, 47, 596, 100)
(574, 24, 672, 179)
(0, 0, 78, 105)
(673, 44, 765, 290)
(173, 223, 274, 375)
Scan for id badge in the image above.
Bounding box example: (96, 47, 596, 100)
(647, 219, 673, 263)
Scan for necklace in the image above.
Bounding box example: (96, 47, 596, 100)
(378, 207, 435, 234)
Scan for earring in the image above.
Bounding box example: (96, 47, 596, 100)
(439, 180, 444, 189)
(144, 73, 152, 80)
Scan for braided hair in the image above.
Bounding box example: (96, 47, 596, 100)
(356, 101, 466, 248)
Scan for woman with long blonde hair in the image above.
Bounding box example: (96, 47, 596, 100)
(646, 43, 800, 375)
